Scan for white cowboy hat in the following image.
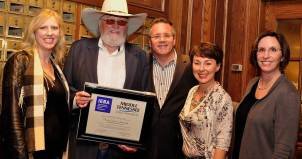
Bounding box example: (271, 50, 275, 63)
(81, 0, 147, 37)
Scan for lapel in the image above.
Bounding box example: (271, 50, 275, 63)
(50, 57, 70, 106)
(163, 54, 188, 104)
(85, 39, 99, 83)
(150, 53, 190, 111)
(123, 44, 138, 89)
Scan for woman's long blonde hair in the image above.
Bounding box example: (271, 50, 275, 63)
(22, 9, 66, 65)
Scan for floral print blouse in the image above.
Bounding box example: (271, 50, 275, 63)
(179, 83, 233, 159)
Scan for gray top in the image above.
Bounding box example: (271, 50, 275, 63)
(238, 75, 301, 159)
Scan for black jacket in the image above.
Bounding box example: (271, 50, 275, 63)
(146, 54, 197, 159)
(63, 38, 150, 159)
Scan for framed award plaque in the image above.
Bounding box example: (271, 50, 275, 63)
(77, 82, 156, 149)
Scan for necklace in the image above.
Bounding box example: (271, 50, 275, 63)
(190, 84, 215, 111)
(257, 79, 267, 90)
(257, 76, 277, 90)
(190, 91, 205, 111)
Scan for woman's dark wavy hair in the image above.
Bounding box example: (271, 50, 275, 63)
(189, 42, 223, 80)
(189, 42, 223, 65)
(250, 31, 290, 74)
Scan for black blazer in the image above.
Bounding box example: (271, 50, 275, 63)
(64, 38, 150, 104)
(63, 38, 150, 159)
(146, 54, 197, 159)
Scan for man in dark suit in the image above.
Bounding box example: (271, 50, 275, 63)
(63, 0, 149, 158)
(146, 18, 197, 159)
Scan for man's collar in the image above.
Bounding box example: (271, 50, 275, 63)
(152, 49, 177, 67)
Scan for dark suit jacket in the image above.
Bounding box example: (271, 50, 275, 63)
(146, 54, 197, 159)
(63, 38, 150, 159)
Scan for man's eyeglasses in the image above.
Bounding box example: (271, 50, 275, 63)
(103, 19, 128, 26)
(257, 47, 281, 54)
(150, 33, 174, 40)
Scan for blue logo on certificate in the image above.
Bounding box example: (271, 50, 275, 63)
(95, 96, 112, 113)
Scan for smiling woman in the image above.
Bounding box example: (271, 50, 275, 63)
(35, 18, 60, 54)
(179, 42, 233, 159)
(230, 31, 301, 159)
(0, 9, 70, 159)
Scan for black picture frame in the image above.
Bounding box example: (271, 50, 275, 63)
(77, 82, 155, 149)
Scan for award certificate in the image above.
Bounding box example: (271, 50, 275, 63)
(77, 82, 155, 148)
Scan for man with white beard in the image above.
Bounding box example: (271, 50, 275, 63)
(63, 0, 149, 159)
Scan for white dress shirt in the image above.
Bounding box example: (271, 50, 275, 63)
(97, 38, 126, 89)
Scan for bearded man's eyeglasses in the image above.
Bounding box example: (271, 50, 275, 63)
(103, 19, 128, 26)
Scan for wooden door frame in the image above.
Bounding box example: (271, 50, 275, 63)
(261, 1, 302, 30)
(261, 1, 302, 95)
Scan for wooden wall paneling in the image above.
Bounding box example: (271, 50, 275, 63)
(213, 0, 227, 82)
(187, 0, 227, 81)
(224, 0, 261, 101)
(69, 0, 169, 18)
(208, 0, 227, 81)
(185, 0, 226, 80)
(189, 0, 226, 52)
(70, 0, 101, 7)
(264, 1, 302, 31)
(201, 0, 217, 43)
(243, 0, 262, 92)
(189, 0, 218, 49)
(190, 0, 202, 48)
(263, 3, 276, 30)
(224, 0, 245, 102)
(128, 0, 167, 14)
(168, 0, 186, 54)
(259, 1, 267, 32)
(183, 0, 193, 55)
(128, 0, 164, 10)
(190, 0, 225, 46)
(179, 0, 189, 55)
(215, 0, 227, 48)
(128, 4, 168, 18)
(74, 3, 81, 40)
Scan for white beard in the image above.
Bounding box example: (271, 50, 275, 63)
(101, 31, 126, 47)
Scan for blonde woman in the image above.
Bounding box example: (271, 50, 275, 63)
(0, 9, 69, 159)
